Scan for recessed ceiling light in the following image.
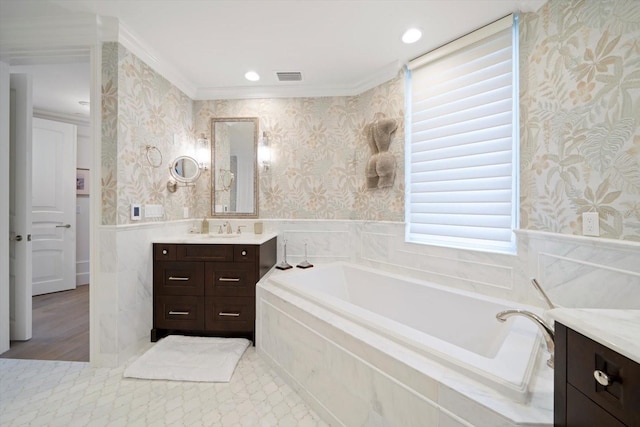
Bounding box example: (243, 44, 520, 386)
(402, 28, 422, 44)
(245, 71, 260, 82)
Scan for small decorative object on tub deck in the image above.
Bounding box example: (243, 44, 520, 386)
(296, 242, 313, 269)
(276, 239, 293, 270)
(365, 112, 398, 189)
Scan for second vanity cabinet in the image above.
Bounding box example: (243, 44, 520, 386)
(555, 322, 640, 427)
(151, 236, 277, 342)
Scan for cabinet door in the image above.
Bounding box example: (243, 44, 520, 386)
(205, 263, 257, 297)
(154, 296, 204, 330)
(566, 385, 625, 427)
(205, 296, 255, 332)
(154, 261, 204, 296)
(567, 329, 640, 426)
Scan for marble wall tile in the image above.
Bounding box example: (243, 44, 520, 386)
(519, 230, 640, 309)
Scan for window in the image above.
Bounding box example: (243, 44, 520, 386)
(406, 14, 519, 254)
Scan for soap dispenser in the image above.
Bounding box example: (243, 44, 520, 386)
(201, 218, 209, 234)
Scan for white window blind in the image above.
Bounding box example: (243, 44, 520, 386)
(406, 14, 518, 253)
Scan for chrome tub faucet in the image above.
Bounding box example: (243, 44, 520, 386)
(496, 309, 555, 368)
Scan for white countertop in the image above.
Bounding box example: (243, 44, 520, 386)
(153, 232, 278, 245)
(548, 308, 640, 364)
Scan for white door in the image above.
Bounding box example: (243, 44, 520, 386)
(9, 74, 33, 341)
(31, 117, 76, 296)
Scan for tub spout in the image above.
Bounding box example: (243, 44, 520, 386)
(496, 309, 555, 368)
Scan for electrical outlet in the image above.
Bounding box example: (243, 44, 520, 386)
(582, 212, 599, 236)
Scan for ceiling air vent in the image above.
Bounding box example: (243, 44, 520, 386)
(276, 71, 303, 82)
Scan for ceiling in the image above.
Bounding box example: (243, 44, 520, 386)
(1, 0, 546, 117)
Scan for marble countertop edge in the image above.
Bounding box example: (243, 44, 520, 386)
(152, 232, 278, 245)
(548, 308, 640, 364)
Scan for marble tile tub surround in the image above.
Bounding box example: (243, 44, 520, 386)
(256, 278, 554, 427)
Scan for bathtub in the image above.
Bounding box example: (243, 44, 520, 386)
(256, 262, 549, 426)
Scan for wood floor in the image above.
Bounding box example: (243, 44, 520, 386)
(0, 285, 89, 362)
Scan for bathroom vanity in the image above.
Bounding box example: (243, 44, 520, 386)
(151, 233, 277, 342)
(551, 310, 640, 427)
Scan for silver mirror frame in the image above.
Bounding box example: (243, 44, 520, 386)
(210, 117, 259, 218)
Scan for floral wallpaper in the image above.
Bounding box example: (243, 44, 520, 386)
(193, 74, 405, 221)
(101, 42, 196, 225)
(520, 0, 640, 241)
(102, 0, 640, 242)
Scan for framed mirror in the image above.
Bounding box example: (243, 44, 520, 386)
(211, 117, 258, 218)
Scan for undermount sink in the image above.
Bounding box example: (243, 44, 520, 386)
(204, 234, 239, 238)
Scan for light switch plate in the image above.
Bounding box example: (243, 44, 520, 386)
(131, 204, 141, 220)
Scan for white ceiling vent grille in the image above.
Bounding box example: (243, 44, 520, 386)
(276, 72, 303, 82)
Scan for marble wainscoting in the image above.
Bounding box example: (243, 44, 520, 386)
(517, 230, 640, 309)
(261, 220, 536, 305)
(93, 220, 193, 367)
(262, 220, 640, 309)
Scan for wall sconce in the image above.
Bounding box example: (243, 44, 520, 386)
(258, 131, 271, 171)
(196, 132, 210, 170)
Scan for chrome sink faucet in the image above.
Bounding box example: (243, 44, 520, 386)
(223, 221, 232, 234)
(496, 309, 555, 368)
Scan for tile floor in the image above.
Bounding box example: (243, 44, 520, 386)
(0, 347, 329, 426)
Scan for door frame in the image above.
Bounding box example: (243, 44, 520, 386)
(0, 62, 10, 354)
(0, 13, 103, 362)
(9, 73, 34, 341)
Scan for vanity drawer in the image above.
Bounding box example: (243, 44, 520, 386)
(205, 263, 257, 297)
(154, 296, 204, 330)
(204, 297, 255, 331)
(154, 244, 177, 261)
(176, 244, 233, 261)
(567, 328, 640, 426)
(153, 262, 204, 296)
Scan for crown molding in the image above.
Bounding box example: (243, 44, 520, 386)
(116, 23, 197, 99)
(0, 14, 96, 64)
(34, 108, 90, 127)
(194, 61, 402, 100)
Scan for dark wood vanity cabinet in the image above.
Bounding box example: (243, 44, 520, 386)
(555, 323, 640, 427)
(151, 237, 277, 342)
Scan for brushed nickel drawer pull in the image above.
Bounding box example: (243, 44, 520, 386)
(218, 312, 240, 317)
(168, 276, 190, 281)
(594, 370, 612, 386)
(219, 277, 240, 282)
(169, 311, 190, 315)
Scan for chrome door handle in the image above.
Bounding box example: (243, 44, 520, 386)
(168, 311, 190, 315)
(14, 235, 23, 242)
(56, 224, 71, 228)
(168, 276, 190, 281)
(218, 312, 240, 317)
(219, 277, 240, 282)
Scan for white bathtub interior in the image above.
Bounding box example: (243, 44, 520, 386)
(266, 262, 542, 403)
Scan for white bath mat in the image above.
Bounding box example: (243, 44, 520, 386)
(123, 335, 250, 382)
